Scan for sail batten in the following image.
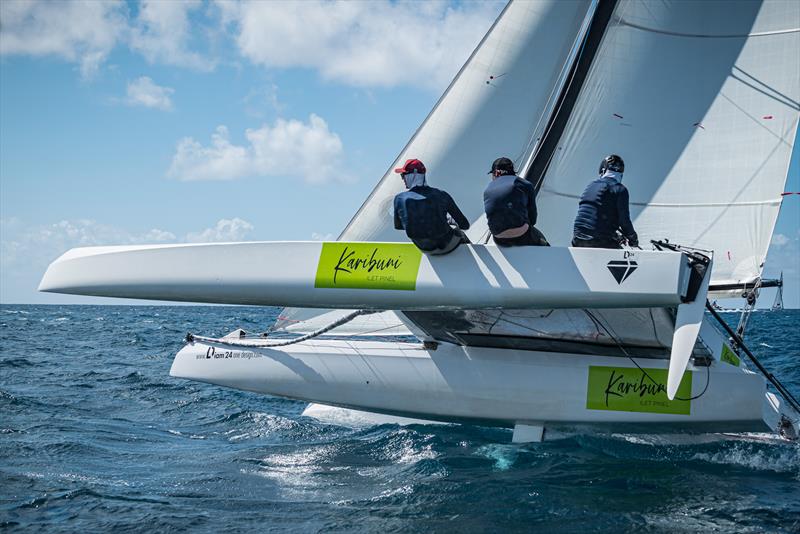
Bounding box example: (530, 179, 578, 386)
(617, 19, 800, 39)
(542, 188, 784, 208)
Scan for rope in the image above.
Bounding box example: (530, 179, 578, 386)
(186, 309, 378, 348)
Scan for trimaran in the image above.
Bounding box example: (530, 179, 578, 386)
(39, 0, 800, 442)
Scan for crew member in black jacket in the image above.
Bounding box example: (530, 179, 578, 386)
(483, 157, 549, 247)
(393, 159, 470, 255)
(572, 154, 638, 249)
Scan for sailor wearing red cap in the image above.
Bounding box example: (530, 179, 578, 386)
(393, 159, 470, 255)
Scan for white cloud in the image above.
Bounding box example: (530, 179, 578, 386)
(167, 114, 344, 183)
(185, 218, 254, 243)
(1, 217, 253, 272)
(227, 0, 502, 90)
(0, 217, 256, 302)
(125, 76, 174, 110)
(771, 233, 790, 247)
(129, 0, 212, 71)
(243, 83, 284, 118)
(168, 126, 250, 181)
(1, 1, 501, 88)
(311, 232, 334, 241)
(141, 228, 178, 242)
(0, 0, 127, 77)
(0, 218, 176, 274)
(0, 0, 214, 75)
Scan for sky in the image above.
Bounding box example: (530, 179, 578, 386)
(0, 0, 798, 308)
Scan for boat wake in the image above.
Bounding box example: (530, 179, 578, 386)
(689, 441, 800, 477)
(301, 403, 449, 428)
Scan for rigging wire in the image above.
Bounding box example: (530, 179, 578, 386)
(705, 302, 800, 415)
(269, 311, 407, 338)
(186, 309, 379, 348)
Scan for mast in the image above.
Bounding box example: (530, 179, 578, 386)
(525, 0, 619, 188)
(771, 272, 784, 310)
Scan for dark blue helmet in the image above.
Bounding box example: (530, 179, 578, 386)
(599, 154, 624, 175)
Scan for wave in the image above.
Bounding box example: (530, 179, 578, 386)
(0, 357, 36, 368)
(16, 487, 169, 510)
(690, 441, 800, 477)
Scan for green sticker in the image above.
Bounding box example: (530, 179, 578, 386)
(720, 344, 741, 367)
(315, 242, 422, 290)
(586, 366, 692, 415)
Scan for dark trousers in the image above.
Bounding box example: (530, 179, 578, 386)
(571, 236, 621, 249)
(493, 226, 549, 247)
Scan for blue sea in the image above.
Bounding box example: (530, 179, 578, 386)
(1, 305, 799, 533)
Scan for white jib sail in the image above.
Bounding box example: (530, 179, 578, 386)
(535, 0, 800, 287)
(276, 0, 593, 333)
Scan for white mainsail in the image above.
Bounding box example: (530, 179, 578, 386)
(534, 0, 800, 287)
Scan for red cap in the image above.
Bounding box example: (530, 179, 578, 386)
(393, 158, 426, 174)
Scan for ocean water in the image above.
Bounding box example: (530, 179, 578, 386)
(1, 305, 799, 533)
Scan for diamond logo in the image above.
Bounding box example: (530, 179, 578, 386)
(607, 259, 638, 284)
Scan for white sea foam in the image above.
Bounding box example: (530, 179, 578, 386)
(251, 444, 336, 492)
(167, 429, 206, 439)
(690, 442, 800, 477)
(60, 471, 133, 487)
(369, 484, 414, 502)
(382, 429, 439, 464)
(301, 403, 446, 428)
(476, 444, 518, 470)
(226, 412, 297, 442)
(396, 441, 438, 465)
(611, 433, 730, 446)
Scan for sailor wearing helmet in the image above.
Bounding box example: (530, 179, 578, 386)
(572, 154, 639, 249)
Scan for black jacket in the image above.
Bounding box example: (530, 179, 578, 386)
(573, 177, 638, 245)
(394, 185, 469, 249)
(483, 174, 537, 235)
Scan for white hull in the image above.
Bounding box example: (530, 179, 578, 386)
(170, 336, 782, 436)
